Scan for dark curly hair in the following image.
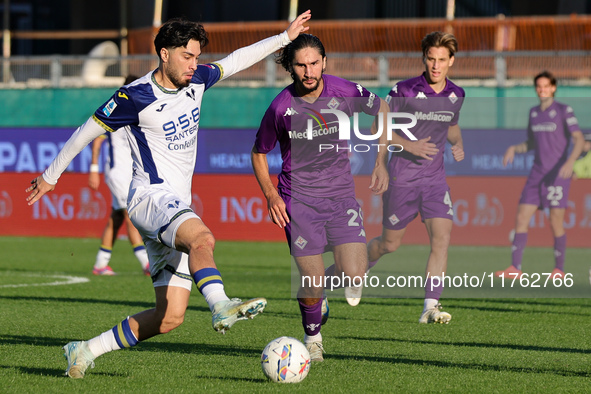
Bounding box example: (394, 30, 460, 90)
(276, 34, 326, 80)
(154, 18, 209, 59)
(534, 70, 557, 87)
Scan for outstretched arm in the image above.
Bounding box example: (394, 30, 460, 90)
(26, 117, 106, 205)
(503, 139, 531, 167)
(215, 10, 311, 80)
(251, 146, 289, 229)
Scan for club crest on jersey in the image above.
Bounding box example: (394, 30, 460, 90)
(102, 99, 117, 117)
(294, 236, 308, 250)
(186, 88, 196, 100)
(549, 109, 556, 118)
(389, 214, 400, 226)
(448, 91, 458, 103)
(415, 91, 427, 99)
(327, 97, 339, 109)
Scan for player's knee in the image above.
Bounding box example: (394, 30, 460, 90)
(188, 231, 216, 253)
(515, 212, 532, 229)
(381, 238, 401, 254)
(159, 314, 185, 334)
(430, 232, 451, 249)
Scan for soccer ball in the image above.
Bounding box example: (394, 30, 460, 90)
(261, 336, 311, 383)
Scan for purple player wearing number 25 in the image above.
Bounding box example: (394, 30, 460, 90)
(495, 70, 584, 280)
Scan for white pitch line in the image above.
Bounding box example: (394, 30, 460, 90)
(0, 273, 90, 288)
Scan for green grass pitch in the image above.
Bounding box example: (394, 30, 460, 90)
(0, 236, 589, 393)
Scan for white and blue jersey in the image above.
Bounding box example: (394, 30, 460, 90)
(93, 67, 221, 205)
(43, 31, 292, 210)
(97, 126, 133, 210)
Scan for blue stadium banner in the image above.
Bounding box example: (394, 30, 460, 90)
(3, 127, 586, 176)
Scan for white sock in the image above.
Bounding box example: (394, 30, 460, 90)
(203, 283, 230, 311)
(304, 332, 322, 344)
(87, 319, 139, 358)
(423, 298, 438, 312)
(87, 329, 121, 358)
(94, 248, 111, 269)
(133, 245, 149, 269)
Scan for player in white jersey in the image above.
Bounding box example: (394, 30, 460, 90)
(88, 76, 150, 276)
(88, 125, 150, 276)
(26, 11, 311, 378)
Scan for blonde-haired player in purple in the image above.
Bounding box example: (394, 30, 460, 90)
(495, 71, 584, 279)
(252, 34, 389, 362)
(366, 31, 465, 324)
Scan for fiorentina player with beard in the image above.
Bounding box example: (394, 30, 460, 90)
(251, 34, 390, 362)
(26, 11, 311, 378)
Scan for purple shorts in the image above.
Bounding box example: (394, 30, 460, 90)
(280, 191, 366, 257)
(382, 183, 453, 230)
(519, 167, 571, 209)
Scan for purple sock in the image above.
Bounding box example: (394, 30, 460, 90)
(425, 277, 443, 300)
(368, 260, 378, 270)
(511, 232, 528, 270)
(554, 234, 566, 271)
(298, 299, 322, 336)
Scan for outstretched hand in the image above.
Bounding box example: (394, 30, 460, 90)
(286, 10, 311, 41)
(26, 175, 55, 206)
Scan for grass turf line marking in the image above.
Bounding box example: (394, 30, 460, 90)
(0, 272, 89, 288)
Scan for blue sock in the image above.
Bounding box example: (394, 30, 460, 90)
(193, 268, 229, 310)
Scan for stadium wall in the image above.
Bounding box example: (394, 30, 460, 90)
(1, 86, 590, 128)
(2, 173, 591, 248)
(2, 87, 590, 247)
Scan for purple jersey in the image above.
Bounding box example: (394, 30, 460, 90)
(527, 101, 580, 174)
(386, 73, 465, 186)
(255, 74, 380, 198)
